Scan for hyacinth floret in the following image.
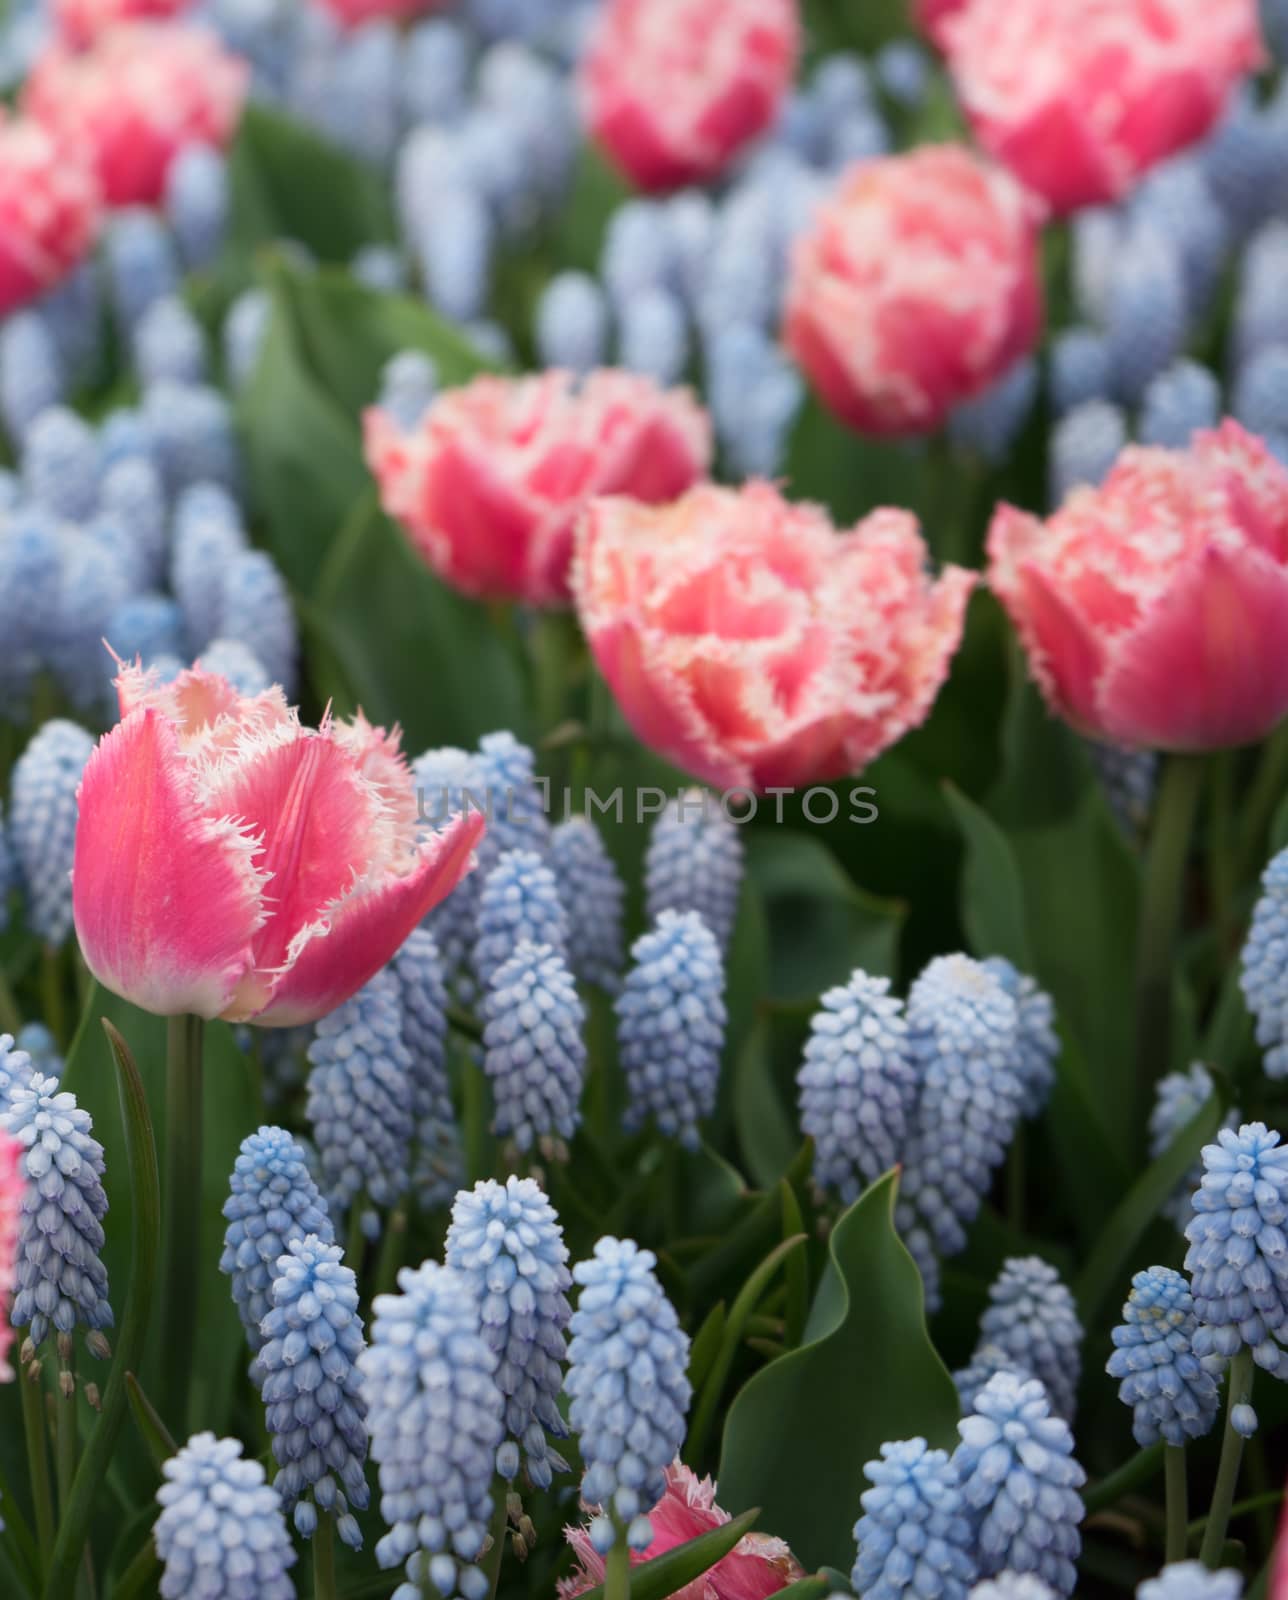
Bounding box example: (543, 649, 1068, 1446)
(256, 1234, 369, 1548)
(850, 1437, 977, 1600)
(446, 1177, 572, 1489)
(483, 941, 586, 1156)
(797, 969, 917, 1204)
(219, 1125, 334, 1353)
(1106, 1266, 1221, 1447)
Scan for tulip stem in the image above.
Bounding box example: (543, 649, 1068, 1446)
(158, 1014, 204, 1436)
(1200, 1350, 1254, 1569)
(1164, 1444, 1188, 1564)
(1133, 752, 1206, 1123)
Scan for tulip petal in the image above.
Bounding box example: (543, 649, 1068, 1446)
(1098, 540, 1288, 750)
(237, 811, 485, 1026)
(72, 708, 264, 1018)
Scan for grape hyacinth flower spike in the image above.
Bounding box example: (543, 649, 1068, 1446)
(9, 718, 94, 947)
(1241, 848, 1288, 1079)
(389, 928, 463, 1210)
(550, 816, 625, 990)
(1107, 1266, 1221, 1448)
(482, 941, 586, 1158)
(643, 790, 744, 953)
(974, 1256, 1083, 1422)
(472, 848, 569, 994)
(851, 1437, 978, 1600)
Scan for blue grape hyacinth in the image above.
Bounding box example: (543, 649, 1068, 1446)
(1106, 1266, 1221, 1447)
(483, 941, 586, 1156)
(446, 1177, 572, 1490)
(953, 1373, 1085, 1596)
(8, 716, 94, 944)
(359, 1261, 504, 1600)
(550, 815, 625, 990)
(256, 1234, 369, 1548)
(1049, 400, 1128, 504)
(566, 1237, 691, 1546)
(975, 1257, 1083, 1422)
(969, 1580, 1056, 1600)
(797, 970, 918, 1205)
(219, 1125, 335, 1353)
(1149, 1064, 1237, 1229)
(155, 1433, 296, 1600)
(0, 1034, 33, 1107)
(472, 848, 568, 993)
(617, 910, 727, 1150)
(982, 960, 1058, 1121)
(1241, 848, 1288, 1078)
(954, 1344, 1027, 1416)
(474, 731, 551, 866)
(3, 1074, 112, 1351)
(851, 1438, 977, 1600)
(643, 791, 744, 953)
(1136, 1563, 1244, 1600)
(390, 929, 463, 1210)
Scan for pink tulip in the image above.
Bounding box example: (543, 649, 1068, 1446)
(25, 24, 247, 207)
(580, 0, 800, 191)
(784, 144, 1043, 438)
(573, 480, 976, 792)
(0, 112, 99, 316)
(72, 664, 485, 1026)
(914, 0, 968, 49)
(0, 1130, 22, 1382)
(942, 0, 1263, 214)
(54, 0, 191, 49)
(558, 1462, 804, 1600)
(364, 370, 712, 608)
(988, 420, 1288, 750)
(315, 0, 444, 23)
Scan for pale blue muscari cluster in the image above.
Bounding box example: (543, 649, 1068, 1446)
(445, 1177, 571, 1489)
(1048, 400, 1129, 503)
(550, 815, 625, 991)
(566, 1237, 691, 1549)
(306, 971, 414, 1238)
(415, 744, 487, 997)
(359, 1260, 504, 1600)
(472, 848, 568, 992)
(983, 960, 1058, 1121)
(15, 1022, 61, 1081)
(219, 1125, 335, 1353)
(1106, 1266, 1221, 1448)
(1136, 1563, 1244, 1600)
(643, 792, 744, 954)
(1149, 1064, 1239, 1229)
(955, 1374, 1085, 1596)
(1240, 848, 1288, 1079)
(617, 910, 726, 1150)
(3, 1073, 112, 1351)
(154, 1432, 296, 1600)
(6, 719, 94, 945)
(851, 1438, 977, 1600)
(256, 1234, 369, 1548)
(1137, 361, 1220, 449)
(954, 1344, 1026, 1416)
(474, 730, 552, 867)
(969, 1579, 1057, 1600)
(0, 1033, 33, 1105)
(483, 941, 586, 1154)
(390, 928, 464, 1210)
(797, 970, 918, 1205)
(974, 1257, 1083, 1423)
(377, 350, 439, 428)
(1183, 1123, 1288, 1388)
(1087, 741, 1159, 839)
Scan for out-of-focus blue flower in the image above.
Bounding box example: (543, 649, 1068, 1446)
(97, 456, 167, 590)
(313, 22, 401, 168)
(798, 969, 917, 1205)
(400, 18, 471, 127)
(644, 794, 743, 955)
(105, 209, 178, 332)
(359, 1260, 504, 1600)
(483, 941, 585, 1155)
(165, 144, 229, 271)
(224, 287, 271, 391)
(414, 745, 485, 999)
(954, 1373, 1085, 1596)
(1202, 87, 1288, 235)
(1136, 1563, 1244, 1600)
(1049, 328, 1113, 417)
(389, 928, 463, 1209)
(617, 909, 726, 1150)
(982, 959, 1058, 1121)
(418, 187, 494, 325)
(1130, 159, 1230, 314)
(1107, 1266, 1222, 1447)
(98, 407, 157, 469)
(220, 1124, 335, 1353)
(14, 1023, 60, 1081)
(155, 1433, 296, 1600)
(851, 1437, 977, 1600)
(446, 1176, 571, 1488)
(1072, 209, 1121, 325)
(1106, 227, 1188, 405)
(1149, 1063, 1237, 1228)
(1184, 1122, 1288, 1383)
(4, 1073, 112, 1350)
(1234, 346, 1288, 439)
(1231, 220, 1288, 366)
(618, 288, 689, 386)
(1139, 360, 1221, 448)
(22, 406, 98, 521)
(705, 321, 804, 479)
(950, 360, 1038, 464)
(1048, 400, 1128, 505)
(550, 815, 625, 991)
(567, 1237, 691, 1540)
(9, 719, 94, 946)
(196, 638, 272, 697)
(601, 199, 676, 312)
(215, 549, 297, 694)
(0, 1034, 33, 1107)
(0, 312, 63, 443)
(132, 297, 207, 387)
(474, 731, 550, 866)
(976, 1257, 1083, 1421)
(875, 39, 931, 108)
(170, 481, 248, 653)
(1086, 741, 1157, 838)
(536, 271, 610, 374)
(473, 848, 568, 992)
(954, 1343, 1027, 1415)
(969, 1579, 1057, 1600)
(1243, 849, 1288, 1080)
(41, 263, 99, 382)
(48, 530, 128, 710)
(351, 243, 407, 292)
(377, 350, 438, 429)
(666, 191, 716, 310)
(257, 1234, 369, 1548)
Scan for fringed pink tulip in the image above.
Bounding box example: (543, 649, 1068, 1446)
(559, 1463, 804, 1600)
(0, 112, 100, 315)
(914, 0, 968, 50)
(72, 664, 485, 1026)
(783, 144, 1043, 438)
(573, 480, 975, 792)
(580, 0, 800, 191)
(0, 1130, 22, 1382)
(364, 370, 712, 608)
(315, 0, 444, 24)
(988, 420, 1288, 751)
(24, 23, 247, 207)
(54, 0, 192, 49)
(942, 0, 1263, 214)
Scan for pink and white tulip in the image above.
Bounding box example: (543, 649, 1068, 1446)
(913, 0, 968, 50)
(572, 480, 975, 792)
(364, 370, 712, 608)
(0, 112, 99, 315)
(54, 0, 192, 49)
(988, 420, 1288, 750)
(72, 665, 485, 1026)
(558, 1462, 803, 1600)
(580, 0, 800, 191)
(942, 0, 1263, 214)
(0, 1130, 22, 1382)
(25, 23, 247, 207)
(784, 145, 1043, 438)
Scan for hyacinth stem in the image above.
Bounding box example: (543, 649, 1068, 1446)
(375, 1207, 407, 1297)
(158, 1014, 204, 1434)
(1164, 1444, 1188, 1564)
(41, 945, 67, 1051)
(346, 1201, 367, 1281)
(1199, 1349, 1254, 1569)
(55, 1342, 77, 1515)
(21, 1365, 55, 1566)
(479, 1489, 509, 1600)
(1133, 753, 1206, 1120)
(313, 1516, 336, 1600)
(0, 969, 21, 1036)
(604, 1529, 631, 1600)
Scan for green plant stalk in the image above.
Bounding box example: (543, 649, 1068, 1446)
(20, 1365, 55, 1568)
(604, 1527, 631, 1600)
(56, 1344, 77, 1513)
(1133, 753, 1206, 1121)
(1083, 1443, 1165, 1514)
(0, 1535, 34, 1600)
(40, 945, 66, 1050)
(374, 1207, 407, 1297)
(0, 968, 22, 1036)
(478, 1489, 510, 1600)
(158, 1014, 204, 1433)
(313, 1516, 336, 1600)
(1235, 722, 1288, 880)
(346, 1199, 368, 1281)
(1199, 1350, 1254, 1569)
(1164, 1445, 1188, 1564)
